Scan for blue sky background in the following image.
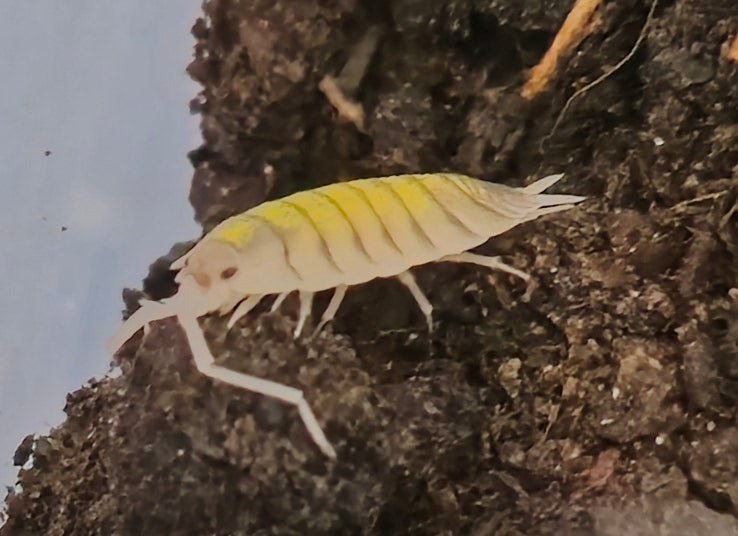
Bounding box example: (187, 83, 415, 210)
(0, 3, 202, 487)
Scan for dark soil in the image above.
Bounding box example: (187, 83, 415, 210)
(4, 0, 738, 534)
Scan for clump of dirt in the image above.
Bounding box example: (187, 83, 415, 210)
(4, 0, 738, 534)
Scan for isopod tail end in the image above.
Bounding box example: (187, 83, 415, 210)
(535, 193, 587, 207)
(524, 173, 586, 207)
(531, 203, 582, 220)
(523, 173, 565, 194)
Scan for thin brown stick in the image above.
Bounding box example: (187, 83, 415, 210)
(522, 0, 603, 100)
(319, 75, 366, 131)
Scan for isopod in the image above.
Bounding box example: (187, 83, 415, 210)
(108, 172, 584, 458)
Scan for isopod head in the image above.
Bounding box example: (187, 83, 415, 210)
(173, 239, 245, 314)
(172, 221, 305, 310)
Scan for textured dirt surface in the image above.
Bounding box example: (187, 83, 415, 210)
(4, 0, 738, 534)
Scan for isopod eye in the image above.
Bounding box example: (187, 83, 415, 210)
(220, 266, 238, 280)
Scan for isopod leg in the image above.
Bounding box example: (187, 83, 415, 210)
(439, 252, 530, 282)
(312, 284, 348, 337)
(270, 292, 289, 313)
(294, 290, 315, 338)
(397, 271, 434, 332)
(178, 314, 337, 459)
(227, 294, 265, 330)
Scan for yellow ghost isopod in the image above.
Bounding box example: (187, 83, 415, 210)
(108, 172, 584, 459)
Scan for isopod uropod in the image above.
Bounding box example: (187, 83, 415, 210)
(108, 172, 584, 458)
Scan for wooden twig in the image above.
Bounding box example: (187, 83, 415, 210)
(522, 0, 603, 100)
(319, 75, 366, 131)
(318, 26, 383, 132)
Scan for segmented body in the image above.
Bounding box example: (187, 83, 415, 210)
(176, 173, 579, 293)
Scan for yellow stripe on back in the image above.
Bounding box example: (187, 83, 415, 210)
(349, 178, 439, 261)
(249, 198, 345, 289)
(251, 199, 305, 230)
(378, 176, 436, 216)
(285, 190, 378, 281)
(314, 181, 408, 276)
(383, 175, 483, 254)
(209, 215, 260, 248)
(413, 174, 504, 236)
